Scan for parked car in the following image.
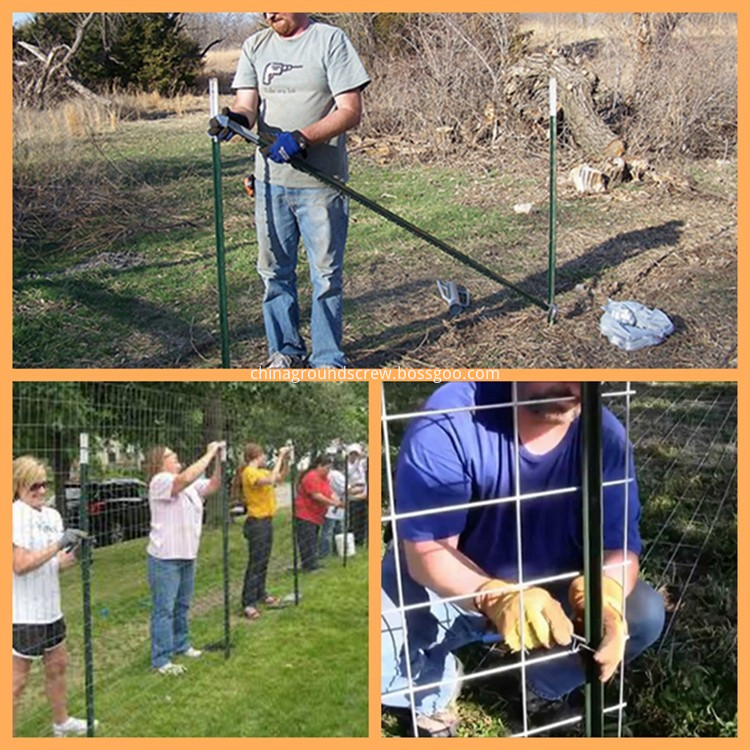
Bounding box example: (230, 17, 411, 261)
(64, 479, 149, 547)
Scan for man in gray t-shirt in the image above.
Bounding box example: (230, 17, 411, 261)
(215, 13, 370, 369)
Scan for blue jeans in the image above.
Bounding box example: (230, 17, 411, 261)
(255, 182, 349, 368)
(381, 546, 665, 716)
(319, 516, 339, 557)
(147, 555, 196, 669)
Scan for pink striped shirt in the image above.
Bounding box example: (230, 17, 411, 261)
(146, 472, 211, 560)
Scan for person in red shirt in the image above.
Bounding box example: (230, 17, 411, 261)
(294, 455, 342, 570)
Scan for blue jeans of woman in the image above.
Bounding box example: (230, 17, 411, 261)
(147, 555, 196, 669)
(381, 545, 665, 717)
(255, 182, 349, 368)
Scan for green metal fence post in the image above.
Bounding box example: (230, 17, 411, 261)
(221, 442, 231, 659)
(290, 449, 300, 606)
(79, 433, 96, 737)
(581, 383, 604, 737)
(210, 78, 231, 368)
(547, 77, 558, 324)
(343, 449, 349, 568)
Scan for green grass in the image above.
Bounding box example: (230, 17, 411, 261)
(12, 115, 541, 368)
(15, 515, 368, 737)
(14, 112, 736, 368)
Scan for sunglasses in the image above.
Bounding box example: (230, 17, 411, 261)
(29, 481, 48, 492)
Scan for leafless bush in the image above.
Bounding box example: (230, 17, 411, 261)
(628, 35, 736, 159)
(326, 12, 736, 162)
(596, 13, 737, 160)
(321, 14, 529, 154)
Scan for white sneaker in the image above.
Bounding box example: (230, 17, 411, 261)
(156, 661, 186, 675)
(181, 646, 202, 658)
(52, 716, 98, 737)
(266, 352, 307, 369)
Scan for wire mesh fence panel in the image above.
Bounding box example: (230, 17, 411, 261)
(13, 381, 369, 738)
(610, 382, 737, 737)
(380, 380, 736, 738)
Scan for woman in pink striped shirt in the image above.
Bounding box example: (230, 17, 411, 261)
(144, 442, 223, 676)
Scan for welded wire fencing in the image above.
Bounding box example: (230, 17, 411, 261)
(12, 381, 368, 737)
(380, 380, 737, 738)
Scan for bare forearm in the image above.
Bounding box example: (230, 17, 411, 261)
(299, 92, 362, 146)
(311, 491, 340, 507)
(404, 538, 491, 613)
(174, 450, 215, 494)
(13, 544, 59, 575)
(232, 89, 259, 130)
(603, 550, 639, 596)
(270, 455, 289, 484)
(204, 462, 223, 496)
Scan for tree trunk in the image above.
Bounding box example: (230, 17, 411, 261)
(505, 51, 624, 162)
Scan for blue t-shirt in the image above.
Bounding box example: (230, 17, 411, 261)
(395, 382, 641, 582)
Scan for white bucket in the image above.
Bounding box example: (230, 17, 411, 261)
(334, 532, 355, 558)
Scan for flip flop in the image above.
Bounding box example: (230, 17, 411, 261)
(243, 606, 261, 620)
(262, 595, 284, 609)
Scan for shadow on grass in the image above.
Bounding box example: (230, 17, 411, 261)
(348, 220, 685, 366)
(13, 184, 685, 366)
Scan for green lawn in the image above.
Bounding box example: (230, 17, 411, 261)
(14, 111, 736, 368)
(15, 515, 369, 737)
(11, 112, 556, 369)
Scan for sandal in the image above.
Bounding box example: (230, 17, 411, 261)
(262, 595, 283, 608)
(243, 606, 261, 620)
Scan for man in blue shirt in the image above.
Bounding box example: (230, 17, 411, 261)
(381, 382, 664, 737)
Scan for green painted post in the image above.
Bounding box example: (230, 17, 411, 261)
(547, 77, 558, 324)
(343, 449, 349, 568)
(210, 78, 231, 368)
(220, 443, 230, 659)
(79, 434, 96, 737)
(290, 449, 300, 606)
(581, 383, 604, 737)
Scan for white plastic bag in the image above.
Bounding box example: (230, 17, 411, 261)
(600, 299, 674, 351)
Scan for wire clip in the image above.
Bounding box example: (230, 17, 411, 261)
(570, 633, 596, 653)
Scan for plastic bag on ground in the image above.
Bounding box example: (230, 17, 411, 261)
(600, 299, 674, 351)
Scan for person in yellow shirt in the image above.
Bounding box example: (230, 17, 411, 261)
(235, 442, 292, 620)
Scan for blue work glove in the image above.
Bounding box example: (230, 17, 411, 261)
(266, 130, 308, 163)
(208, 107, 250, 142)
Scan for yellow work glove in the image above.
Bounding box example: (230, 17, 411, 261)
(475, 579, 574, 652)
(569, 575, 628, 682)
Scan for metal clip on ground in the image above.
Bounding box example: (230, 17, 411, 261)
(437, 280, 471, 318)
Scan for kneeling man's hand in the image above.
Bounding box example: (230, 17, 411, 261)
(476, 579, 574, 652)
(569, 576, 628, 682)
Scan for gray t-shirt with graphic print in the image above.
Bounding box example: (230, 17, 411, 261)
(232, 21, 370, 188)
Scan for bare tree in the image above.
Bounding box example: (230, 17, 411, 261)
(13, 13, 111, 108)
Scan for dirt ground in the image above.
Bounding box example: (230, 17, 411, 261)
(228, 150, 736, 370)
